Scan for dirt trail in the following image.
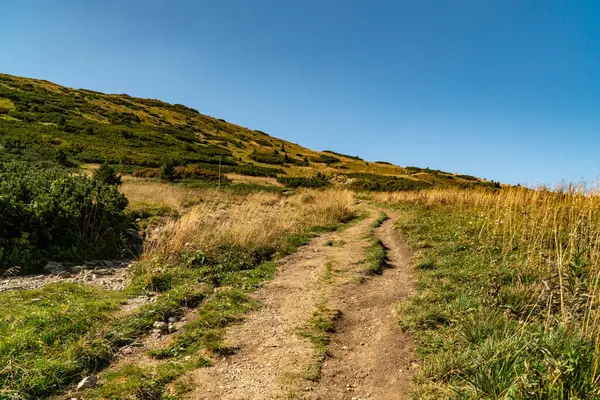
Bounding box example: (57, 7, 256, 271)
(184, 205, 416, 400)
(312, 209, 417, 400)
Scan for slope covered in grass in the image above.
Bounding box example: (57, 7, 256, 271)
(0, 73, 495, 189)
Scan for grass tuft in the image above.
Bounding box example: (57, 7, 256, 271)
(371, 211, 389, 228)
(365, 236, 387, 274)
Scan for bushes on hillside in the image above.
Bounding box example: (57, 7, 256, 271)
(277, 173, 330, 188)
(249, 151, 286, 165)
(173, 165, 227, 182)
(349, 174, 432, 192)
(132, 164, 230, 183)
(0, 161, 131, 273)
(231, 164, 285, 177)
(323, 150, 363, 160)
(310, 154, 340, 165)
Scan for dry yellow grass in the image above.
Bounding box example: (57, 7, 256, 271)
(377, 186, 600, 335)
(120, 178, 246, 211)
(225, 173, 282, 187)
(142, 189, 355, 263)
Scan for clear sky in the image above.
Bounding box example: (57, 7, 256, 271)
(1, 1, 599, 185)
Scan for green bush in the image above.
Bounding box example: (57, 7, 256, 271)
(310, 154, 340, 165)
(93, 163, 122, 186)
(0, 161, 131, 273)
(249, 151, 286, 165)
(231, 164, 285, 177)
(160, 162, 176, 181)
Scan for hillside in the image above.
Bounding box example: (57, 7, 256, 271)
(0, 73, 497, 190)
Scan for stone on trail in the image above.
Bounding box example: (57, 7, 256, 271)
(76, 375, 98, 391)
(153, 321, 168, 332)
(43, 261, 65, 274)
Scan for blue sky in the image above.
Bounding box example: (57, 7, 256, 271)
(1, 0, 599, 185)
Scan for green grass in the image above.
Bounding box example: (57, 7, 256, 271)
(297, 302, 341, 381)
(0, 272, 209, 399)
(364, 235, 387, 274)
(371, 211, 389, 228)
(0, 284, 126, 397)
(391, 203, 600, 399)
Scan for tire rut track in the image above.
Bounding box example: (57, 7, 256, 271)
(312, 209, 417, 400)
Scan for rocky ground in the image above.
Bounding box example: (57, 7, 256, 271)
(0, 260, 133, 292)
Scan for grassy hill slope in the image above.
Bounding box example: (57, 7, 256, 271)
(0, 73, 497, 190)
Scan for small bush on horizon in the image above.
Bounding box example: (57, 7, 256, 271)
(93, 163, 122, 186)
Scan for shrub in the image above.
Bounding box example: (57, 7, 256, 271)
(249, 152, 285, 165)
(93, 163, 122, 186)
(349, 173, 432, 192)
(323, 150, 362, 160)
(231, 164, 285, 177)
(310, 154, 340, 165)
(160, 162, 176, 182)
(255, 138, 272, 147)
(0, 161, 130, 273)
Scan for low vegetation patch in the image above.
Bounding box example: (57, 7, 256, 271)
(0, 161, 131, 273)
(298, 301, 341, 381)
(371, 211, 389, 228)
(277, 173, 330, 189)
(384, 187, 600, 398)
(364, 236, 387, 274)
(349, 173, 432, 192)
(310, 154, 340, 165)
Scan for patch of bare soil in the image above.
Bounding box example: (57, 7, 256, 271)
(183, 205, 417, 400)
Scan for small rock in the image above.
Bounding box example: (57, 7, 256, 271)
(168, 316, 178, 324)
(70, 266, 85, 274)
(56, 270, 71, 278)
(150, 329, 162, 339)
(76, 375, 98, 390)
(168, 324, 177, 334)
(153, 321, 168, 332)
(44, 261, 64, 274)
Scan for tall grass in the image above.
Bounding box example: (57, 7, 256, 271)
(121, 178, 238, 211)
(378, 186, 600, 398)
(379, 186, 600, 328)
(142, 188, 356, 270)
